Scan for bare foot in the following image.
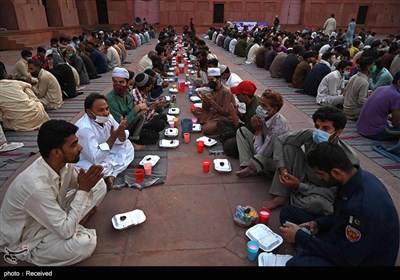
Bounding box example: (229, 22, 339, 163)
(236, 166, 257, 178)
(133, 142, 145, 151)
(104, 176, 115, 191)
(262, 196, 288, 210)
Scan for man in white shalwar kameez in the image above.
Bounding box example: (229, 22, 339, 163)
(75, 92, 134, 189)
(0, 120, 106, 266)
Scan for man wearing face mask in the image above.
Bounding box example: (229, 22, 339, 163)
(192, 67, 235, 137)
(316, 60, 352, 107)
(368, 59, 393, 91)
(235, 90, 291, 178)
(264, 106, 360, 217)
(65, 46, 90, 86)
(106, 67, 146, 148)
(75, 93, 134, 190)
(27, 60, 64, 110)
(219, 65, 246, 114)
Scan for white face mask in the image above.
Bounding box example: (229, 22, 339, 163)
(93, 114, 109, 124)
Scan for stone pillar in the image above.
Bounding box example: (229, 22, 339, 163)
(76, 0, 99, 25)
(0, 0, 48, 31)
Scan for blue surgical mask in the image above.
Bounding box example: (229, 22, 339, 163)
(255, 106, 268, 120)
(343, 70, 350, 79)
(312, 129, 331, 144)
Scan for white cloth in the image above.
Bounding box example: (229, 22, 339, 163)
(323, 17, 336, 36)
(207, 67, 220, 76)
(229, 38, 237, 54)
(0, 157, 106, 266)
(246, 43, 260, 64)
(316, 70, 345, 106)
(106, 47, 121, 69)
(75, 114, 134, 178)
(112, 67, 129, 79)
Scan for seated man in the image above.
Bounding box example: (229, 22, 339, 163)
(369, 59, 393, 91)
(280, 142, 399, 266)
(0, 68, 50, 131)
(264, 107, 360, 216)
(357, 71, 400, 140)
(105, 67, 145, 148)
(236, 90, 291, 178)
(343, 56, 374, 120)
(316, 60, 352, 107)
(217, 80, 259, 158)
(28, 60, 64, 110)
(0, 120, 106, 266)
(192, 67, 235, 137)
(75, 93, 134, 190)
(12, 50, 36, 84)
(46, 51, 78, 99)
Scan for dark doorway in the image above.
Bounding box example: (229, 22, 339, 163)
(96, 0, 109, 25)
(214, 4, 224, 23)
(356, 6, 368, 24)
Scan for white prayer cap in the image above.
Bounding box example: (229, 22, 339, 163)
(219, 65, 228, 74)
(207, 67, 221, 77)
(45, 49, 53, 57)
(112, 67, 129, 79)
(99, 30, 104, 34)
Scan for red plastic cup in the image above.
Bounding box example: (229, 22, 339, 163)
(197, 140, 204, 153)
(144, 163, 152, 176)
(134, 168, 144, 183)
(184, 133, 190, 143)
(202, 160, 210, 173)
(258, 207, 271, 224)
(179, 80, 185, 92)
(190, 104, 195, 112)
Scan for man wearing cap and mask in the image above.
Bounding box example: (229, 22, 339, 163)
(220, 64, 246, 114)
(75, 92, 134, 190)
(217, 80, 259, 158)
(192, 67, 235, 137)
(106, 67, 145, 148)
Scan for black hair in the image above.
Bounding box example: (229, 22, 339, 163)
(359, 56, 374, 71)
(27, 59, 41, 69)
(37, 47, 46, 53)
(21, 50, 32, 58)
(393, 71, 400, 85)
(37, 120, 78, 158)
(307, 142, 353, 173)
(312, 106, 347, 130)
(336, 60, 352, 70)
(84, 92, 107, 111)
(128, 70, 135, 80)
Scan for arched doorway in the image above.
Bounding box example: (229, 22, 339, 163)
(134, 0, 160, 25)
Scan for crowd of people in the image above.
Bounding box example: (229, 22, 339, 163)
(0, 17, 399, 267)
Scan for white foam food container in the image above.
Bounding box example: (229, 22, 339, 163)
(196, 136, 217, 147)
(159, 139, 180, 148)
(168, 67, 175, 71)
(167, 115, 175, 122)
(258, 252, 293, 267)
(190, 96, 201, 102)
(193, 103, 202, 108)
(195, 87, 211, 93)
(167, 72, 174, 76)
(164, 96, 171, 102)
(168, 108, 180, 115)
(213, 159, 232, 172)
(112, 209, 146, 230)
(245, 224, 283, 252)
(192, 124, 202, 132)
(169, 88, 178, 93)
(139, 155, 160, 167)
(164, 128, 179, 137)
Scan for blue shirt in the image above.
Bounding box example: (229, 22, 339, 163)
(296, 167, 399, 266)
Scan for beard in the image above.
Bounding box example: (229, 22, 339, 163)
(326, 173, 340, 186)
(71, 152, 81, 164)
